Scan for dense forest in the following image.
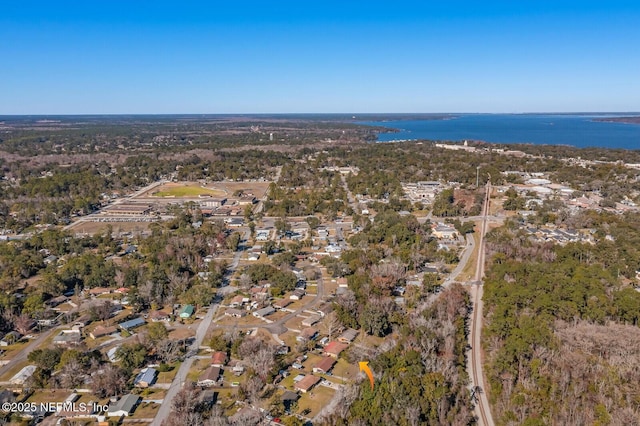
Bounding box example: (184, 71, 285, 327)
(482, 213, 640, 425)
(320, 284, 473, 426)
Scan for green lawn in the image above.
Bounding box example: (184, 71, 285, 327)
(156, 363, 180, 384)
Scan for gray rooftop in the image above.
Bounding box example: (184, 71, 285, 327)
(108, 394, 140, 415)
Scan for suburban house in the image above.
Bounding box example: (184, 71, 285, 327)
(249, 286, 269, 299)
(253, 306, 276, 318)
(225, 308, 245, 318)
(75, 314, 92, 326)
(296, 328, 318, 342)
(0, 331, 22, 346)
(150, 311, 170, 322)
(90, 325, 118, 339)
(290, 289, 306, 300)
(316, 302, 334, 317)
(45, 295, 68, 308)
(229, 295, 246, 308)
(107, 394, 140, 417)
(294, 375, 321, 393)
(10, 365, 36, 385)
(198, 366, 222, 387)
(313, 357, 336, 374)
(211, 351, 227, 367)
(324, 341, 349, 359)
(301, 314, 321, 327)
(281, 390, 300, 412)
(179, 305, 195, 319)
(89, 287, 114, 297)
(338, 328, 359, 344)
(134, 367, 157, 388)
(119, 317, 145, 331)
(273, 298, 293, 310)
(52, 330, 82, 346)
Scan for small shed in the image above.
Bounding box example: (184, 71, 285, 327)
(179, 305, 195, 319)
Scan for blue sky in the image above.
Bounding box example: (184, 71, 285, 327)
(1, 1, 639, 114)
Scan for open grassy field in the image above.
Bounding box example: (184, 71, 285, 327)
(67, 220, 152, 236)
(297, 385, 335, 418)
(131, 401, 160, 419)
(156, 362, 181, 384)
(331, 358, 359, 381)
(152, 183, 226, 198)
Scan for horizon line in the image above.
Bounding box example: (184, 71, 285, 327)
(1, 111, 640, 117)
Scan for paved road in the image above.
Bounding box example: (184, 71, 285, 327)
(0, 328, 56, 378)
(467, 181, 495, 426)
(150, 303, 219, 426)
(150, 230, 249, 426)
(340, 174, 359, 212)
(442, 233, 475, 288)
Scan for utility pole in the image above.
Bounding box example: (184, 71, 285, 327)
(476, 166, 480, 188)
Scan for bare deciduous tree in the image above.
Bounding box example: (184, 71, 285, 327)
(156, 338, 182, 364)
(13, 313, 34, 335)
(90, 300, 112, 322)
(321, 311, 341, 341)
(90, 364, 127, 398)
(239, 375, 265, 405)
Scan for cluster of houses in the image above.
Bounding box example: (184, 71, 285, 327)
(224, 280, 308, 320)
(196, 350, 242, 388)
(289, 327, 359, 394)
(7, 366, 157, 419)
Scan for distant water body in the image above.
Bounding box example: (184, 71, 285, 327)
(358, 114, 640, 150)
